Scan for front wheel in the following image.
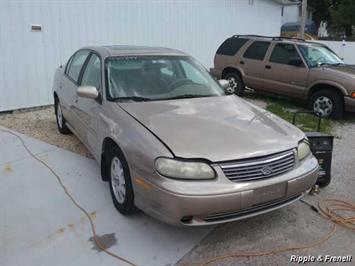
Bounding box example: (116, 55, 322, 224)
(224, 72, 245, 96)
(108, 146, 135, 215)
(309, 90, 344, 119)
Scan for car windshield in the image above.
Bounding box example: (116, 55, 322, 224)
(298, 44, 344, 68)
(106, 56, 225, 101)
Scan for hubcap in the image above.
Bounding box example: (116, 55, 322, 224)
(57, 103, 63, 128)
(313, 96, 333, 117)
(110, 157, 126, 204)
(227, 77, 238, 90)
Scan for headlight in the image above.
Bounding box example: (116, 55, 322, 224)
(155, 157, 215, 180)
(298, 139, 311, 160)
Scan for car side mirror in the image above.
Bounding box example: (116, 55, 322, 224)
(77, 86, 99, 99)
(218, 79, 235, 95)
(289, 57, 304, 67)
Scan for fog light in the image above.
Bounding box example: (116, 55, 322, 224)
(351, 91, 355, 98)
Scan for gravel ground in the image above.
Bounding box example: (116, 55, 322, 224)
(0, 106, 90, 157)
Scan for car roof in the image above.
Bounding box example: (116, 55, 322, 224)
(81, 45, 188, 57)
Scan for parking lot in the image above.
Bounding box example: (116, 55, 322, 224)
(1, 95, 354, 265)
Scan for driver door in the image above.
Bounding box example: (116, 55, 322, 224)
(262, 43, 309, 98)
(74, 52, 102, 159)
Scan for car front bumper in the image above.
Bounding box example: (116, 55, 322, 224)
(134, 155, 319, 226)
(344, 96, 355, 112)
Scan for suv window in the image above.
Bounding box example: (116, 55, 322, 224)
(216, 38, 249, 56)
(66, 50, 90, 83)
(243, 41, 270, 60)
(81, 53, 101, 89)
(270, 43, 301, 65)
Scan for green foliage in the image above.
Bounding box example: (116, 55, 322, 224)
(308, 0, 355, 37)
(330, 0, 355, 37)
(308, 0, 332, 27)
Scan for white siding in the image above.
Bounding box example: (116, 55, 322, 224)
(0, 0, 282, 111)
(282, 5, 299, 24)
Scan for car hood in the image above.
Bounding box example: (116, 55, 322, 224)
(324, 65, 355, 76)
(118, 96, 305, 162)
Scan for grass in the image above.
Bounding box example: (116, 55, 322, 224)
(245, 92, 333, 134)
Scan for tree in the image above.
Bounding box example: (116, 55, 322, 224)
(308, 0, 331, 28)
(330, 0, 355, 37)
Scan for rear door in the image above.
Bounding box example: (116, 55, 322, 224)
(262, 43, 309, 98)
(240, 41, 271, 89)
(60, 50, 91, 128)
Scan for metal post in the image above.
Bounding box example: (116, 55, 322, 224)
(300, 0, 308, 39)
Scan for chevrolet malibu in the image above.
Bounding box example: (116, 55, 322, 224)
(53, 46, 319, 226)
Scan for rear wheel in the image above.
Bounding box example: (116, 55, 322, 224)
(224, 71, 245, 96)
(108, 146, 135, 214)
(54, 97, 71, 134)
(310, 90, 344, 119)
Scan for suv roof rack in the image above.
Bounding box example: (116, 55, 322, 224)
(232, 35, 306, 42)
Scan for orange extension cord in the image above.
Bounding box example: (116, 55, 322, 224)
(199, 196, 355, 266)
(1, 127, 354, 266)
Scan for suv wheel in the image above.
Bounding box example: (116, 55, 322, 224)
(55, 98, 71, 134)
(108, 146, 135, 215)
(224, 72, 245, 96)
(310, 90, 344, 119)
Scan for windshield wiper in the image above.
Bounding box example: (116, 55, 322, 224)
(319, 62, 344, 67)
(330, 63, 344, 66)
(159, 94, 214, 100)
(114, 96, 152, 102)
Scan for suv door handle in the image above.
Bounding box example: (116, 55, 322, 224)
(265, 65, 271, 69)
(240, 61, 245, 65)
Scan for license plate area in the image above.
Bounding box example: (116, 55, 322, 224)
(253, 182, 287, 205)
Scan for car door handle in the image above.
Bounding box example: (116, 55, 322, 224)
(74, 98, 78, 103)
(265, 65, 271, 69)
(240, 61, 245, 65)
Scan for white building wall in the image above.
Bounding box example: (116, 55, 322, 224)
(281, 4, 312, 25)
(0, 0, 282, 111)
(282, 5, 299, 24)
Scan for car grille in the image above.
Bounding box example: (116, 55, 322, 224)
(220, 150, 295, 182)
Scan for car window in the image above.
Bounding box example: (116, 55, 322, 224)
(180, 60, 207, 84)
(298, 44, 343, 67)
(107, 56, 225, 101)
(243, 41, 270, 60)
(66, 50, 90, 83)
(270, 43, 301, 65)
(216, 38, 249, 56)
(81, 53, 101, 89)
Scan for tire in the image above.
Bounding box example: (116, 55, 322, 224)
(309, 90, 344, 119)
(317, 176, 331, 187)
(54, 97, 71, 134)
(108, 146, 135, 215)
(224, 71, 245, 96)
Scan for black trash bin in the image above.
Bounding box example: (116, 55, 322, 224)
(292, 111, 334, 187)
